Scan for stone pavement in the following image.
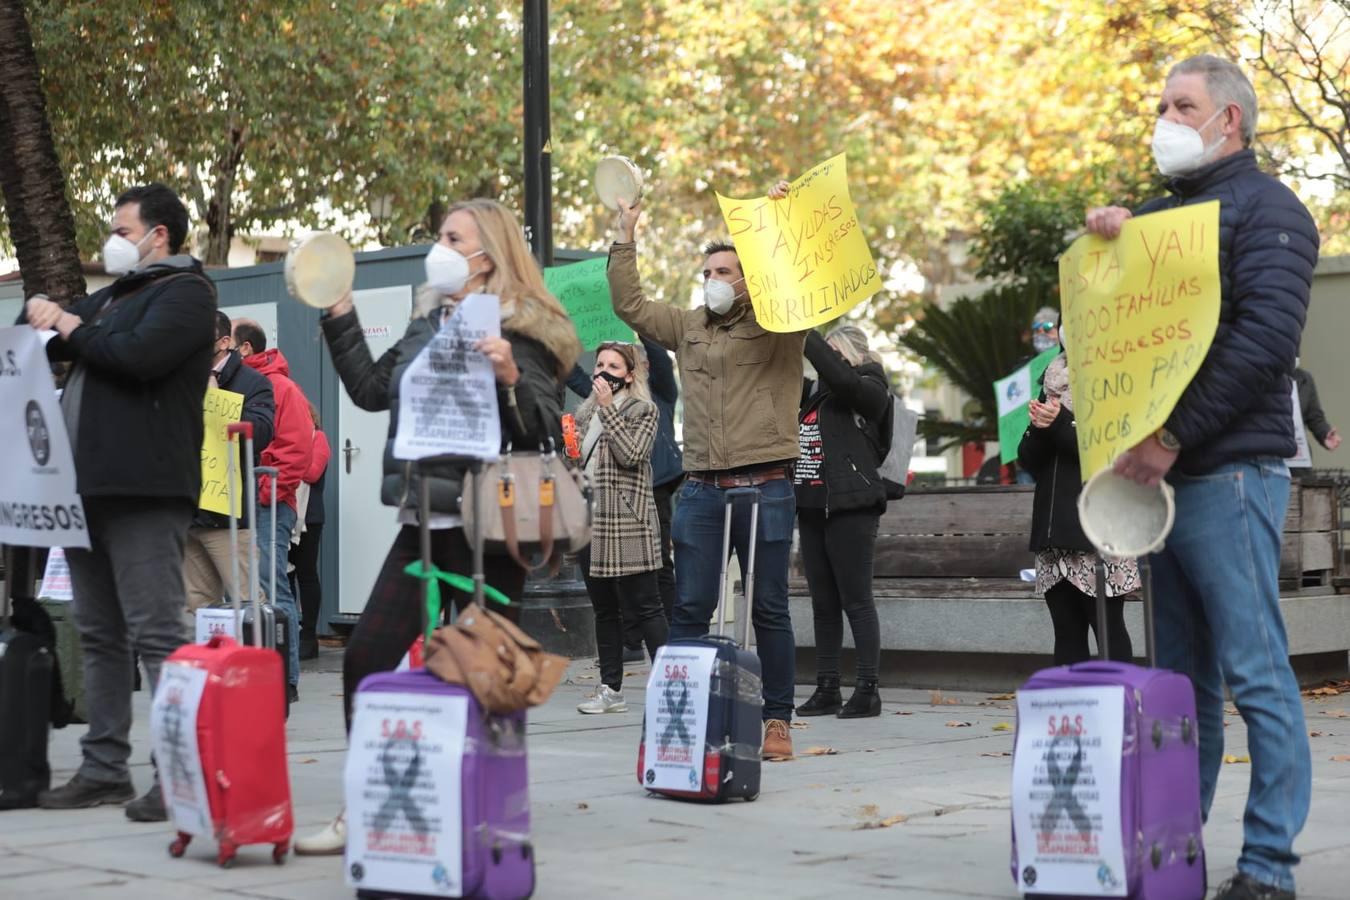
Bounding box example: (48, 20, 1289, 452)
(2, 650, 1348, 899)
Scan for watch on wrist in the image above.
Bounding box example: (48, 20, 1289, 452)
(1156, 428, 1181, 452)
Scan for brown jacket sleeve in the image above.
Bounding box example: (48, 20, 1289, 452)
(605, 242, 684, 351)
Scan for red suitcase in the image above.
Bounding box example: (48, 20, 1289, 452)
(152, 421, 294, 867)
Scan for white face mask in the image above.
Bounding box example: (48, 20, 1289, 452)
(703, 277, 741, 315)
(1151, 107, 1227, 176)
(102, 231, 153, 275)
(424, 243, 485, 296)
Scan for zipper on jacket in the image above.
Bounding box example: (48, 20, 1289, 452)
(1044, 455, 1059, 543)
(847, 455, 873, 486)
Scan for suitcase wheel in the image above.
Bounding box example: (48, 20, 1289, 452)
(168, 833, 191, 858)
(217, 842, 237, 868)
(272, 843, 289, 865)
(744, 792, 759, 802)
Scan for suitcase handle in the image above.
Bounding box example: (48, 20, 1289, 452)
(715, 487, 760, 649)
(226, 421, 254, 439)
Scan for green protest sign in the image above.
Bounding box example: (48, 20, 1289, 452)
(994, 347, 1060, 464)
(543, 257, 635, 350)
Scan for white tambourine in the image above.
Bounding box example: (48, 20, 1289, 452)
(1077, 467, 1176, 559)
(284, 232, 355, 309)
(594, 155, 644, 210)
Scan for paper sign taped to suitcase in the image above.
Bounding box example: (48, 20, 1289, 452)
(345, 693, 467, 896)
(150, 663, 213, 837)
(643, 646, 718, 792)
(1012, 686, 1127, 896)
(39, 547, 73, 601)
(194, 608, 238, 644)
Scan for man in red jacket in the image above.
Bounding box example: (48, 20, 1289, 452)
(233, 319, 312, 700)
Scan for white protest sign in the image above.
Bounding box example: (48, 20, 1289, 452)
(39, 547, 73, 601)
(0, 325, 89, 548)
(393, 294, 501, 462)
(642, 645, 718, 793)
(1013, 685, 1127, 896)
(1288, 382, 1312, 468)
(346, 691, 467, 897)
(150, 663, 213, 837)
(194, 607, 238, 644)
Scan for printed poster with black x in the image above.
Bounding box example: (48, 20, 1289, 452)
(643, 645, 717, 792)
(345, 692, 468, 896)
(1012, 685, 1127, 896)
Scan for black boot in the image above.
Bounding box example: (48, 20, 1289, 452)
(838, 679, 882, 718)
(797, 676, 842, 716)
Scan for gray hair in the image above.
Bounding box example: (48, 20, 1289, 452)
(1032, 306, 1058, 327)
(1169, 54, 1258, 146)
(824, 324, 882, 367)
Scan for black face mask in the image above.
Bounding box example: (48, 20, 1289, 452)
(594, 370, 627, 392)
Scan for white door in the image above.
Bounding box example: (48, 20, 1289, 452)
(337, 285, 413, 615)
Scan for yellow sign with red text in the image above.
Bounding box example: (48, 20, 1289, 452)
(716, 153, 879, 332)
(1059, 201, 1221, 479)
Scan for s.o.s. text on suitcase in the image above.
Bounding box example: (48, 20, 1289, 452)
(1010, 559, 1205, 899)
(638, 486, 763, 803)
(153, 421, 294, 867)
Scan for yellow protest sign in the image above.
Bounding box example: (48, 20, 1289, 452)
(199, 387, 245, 515)
(1059, 201, 1221, 479)
(716, 153, 880, 332)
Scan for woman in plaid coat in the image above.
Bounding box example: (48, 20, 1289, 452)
(574, 341, 669, 714)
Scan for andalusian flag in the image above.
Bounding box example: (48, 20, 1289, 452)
(994, 347, 1060, 464)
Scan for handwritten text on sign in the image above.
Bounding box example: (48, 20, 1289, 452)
(1058, 202, 1220, 479)
(543, 257, 633, 350)
(199, 387, 244, 516)
(717, 153, 879, 333)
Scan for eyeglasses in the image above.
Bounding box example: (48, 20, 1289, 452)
(1032, 322, 1057, 333)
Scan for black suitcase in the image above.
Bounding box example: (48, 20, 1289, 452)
(638, 487, 763, 802)
(0, 547, 55, 810)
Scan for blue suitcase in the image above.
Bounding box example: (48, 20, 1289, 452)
(637, 487, 763, 802)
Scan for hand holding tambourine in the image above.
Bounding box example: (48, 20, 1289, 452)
(284, 232, 355, 311)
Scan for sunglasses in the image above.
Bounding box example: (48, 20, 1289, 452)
(1032, 322, 1057, 333)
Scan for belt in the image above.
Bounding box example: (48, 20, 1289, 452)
(688, 466, 791, 488)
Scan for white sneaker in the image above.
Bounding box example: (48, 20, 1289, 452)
(577, 685, 627, 714)
(294, 809, 346, 856)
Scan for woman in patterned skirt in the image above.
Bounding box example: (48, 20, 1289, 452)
(1018, 334, 1137, 664)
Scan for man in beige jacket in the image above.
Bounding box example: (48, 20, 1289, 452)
(607, 191, 804, 759)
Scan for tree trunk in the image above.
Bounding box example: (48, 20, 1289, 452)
(202, 126, 247, 266)
(0, 0, 85, 304)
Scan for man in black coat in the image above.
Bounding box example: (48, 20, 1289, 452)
(1089, 56, 1318, 900)
(22, 183, 216, 822)
(1293, 365, 1339, 455)
(182, 311, 275, 627)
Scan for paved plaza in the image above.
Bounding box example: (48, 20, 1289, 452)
(2, 650, 1348, 899)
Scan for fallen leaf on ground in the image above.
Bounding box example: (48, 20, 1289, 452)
(1309, 731, 1326, 738)
(945, 721, 973, 728)
(802, 746, 838, 756)
(576, 802, 589, 810)
(988, 693, 1015, 701)
(855, 814, 908, 830)
(893, 711, 914, 716)
(929, 691, 960, 706)
(1325, 710, 1349, 718)
(863, 748, 877, 753)
(1223, 754, 1250, 764)
(790, 720, 810, 729)
(858, 804, 880, 818)
(981, 751, 1013, 758)
(1331, 755, 1350, 763)
(992, 722, 1013, 732)
(297, 758, 317, 764)
(1304, 686, 1341, 697)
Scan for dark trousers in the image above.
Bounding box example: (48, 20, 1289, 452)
(797, 508, 882, 682)
(342, 525, 526, 730)
(623, 477, 678, 649)
(1044, 579, 1134, 665)
(288, 523, 323, 641)
(580, 547, 668, 691)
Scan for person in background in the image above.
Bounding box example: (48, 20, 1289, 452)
(1293, 363, 1340, 456)
(566, 335, 682, 662)
(1017, 336, 1136, 665)
(290, 404, 331, 660)
(1014, 306, 1061, 485)
(24, 182, 215, 822)
(794, 325, 890, 719)
(294, 198, 580, 856)
(182, 311, 275, 630)
(574, 341, 669, 713)
(233, 319, 313, 702)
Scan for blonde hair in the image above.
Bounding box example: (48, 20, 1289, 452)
(577, 341, 652, 421)
(824, 324, 882, 367)
(416, 199, 582, 378)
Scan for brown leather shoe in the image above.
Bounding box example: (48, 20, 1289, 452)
(763, 718, 793, 760)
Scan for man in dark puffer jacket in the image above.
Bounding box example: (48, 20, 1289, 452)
(1090, 56, 1318, 900)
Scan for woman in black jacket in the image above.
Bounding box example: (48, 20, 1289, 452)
(1017, 342, 1137, 665)
(794, 326, 891, 718)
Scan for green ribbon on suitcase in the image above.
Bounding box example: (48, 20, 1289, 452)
(403, 561, 511, 641)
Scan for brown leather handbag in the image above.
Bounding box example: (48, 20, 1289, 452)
(461, 445, 591, 572)
(422, 604, 567, 714)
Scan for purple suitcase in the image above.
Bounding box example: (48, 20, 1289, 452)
(352, 670, 534, 900)
(1010, 560, 1205, 899)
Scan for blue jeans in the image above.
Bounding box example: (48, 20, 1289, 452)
(1151, 458, 1310, 892)
(258, 500, 301, 686)
(670, 477, 796, 721)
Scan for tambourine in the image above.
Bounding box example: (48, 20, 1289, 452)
(1077, 467, 1176, 558)
(594, 156, 644, 211)
(284, 232, 355, 309)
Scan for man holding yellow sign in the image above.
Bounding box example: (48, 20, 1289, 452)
(1082, 56, 1319, 900)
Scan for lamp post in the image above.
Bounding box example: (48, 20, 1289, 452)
(522, 0, 553, 268)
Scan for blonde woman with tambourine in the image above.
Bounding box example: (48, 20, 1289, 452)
(294, 199, 580, 856)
